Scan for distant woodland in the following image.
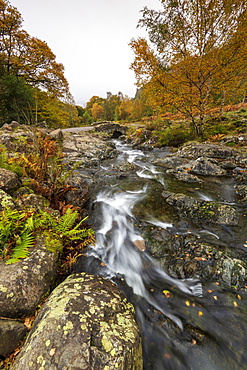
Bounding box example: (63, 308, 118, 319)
(1, 0, 247, 138)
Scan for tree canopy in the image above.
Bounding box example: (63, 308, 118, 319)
(0, 0, 76, 126)
(130, 0, 247, 136)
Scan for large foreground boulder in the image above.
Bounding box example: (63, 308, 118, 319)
(12, 273, 142, 370)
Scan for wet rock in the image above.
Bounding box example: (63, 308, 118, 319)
(65, 175, 90, 208)
(167, 169, 203, 183)
(155, 233, 247, 287)
(153, 156, 189, 169)
(0, 234, 59, 318)
(0, 168, 21, 192)
(0, 319, 27, 356)
(189, 157, 227, 176)
(0, 189, 16, 210)
(12, 273, 143, 370)
(164, 192, 239, 226)
(235, 185, 247, 202)
(177, 143, 236, 159)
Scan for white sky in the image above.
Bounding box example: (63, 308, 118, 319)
(10, 0, 161, 107)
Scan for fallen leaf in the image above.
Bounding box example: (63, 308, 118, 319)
(198, 311, 203, 316)
(164, 353, 171, 359)
(50, 348, 56, 356)
(233, 302, 238, 307)
(185, 301, 190, 306)
(213, 296, 218, 300)
(162, 290, 171, 298)
(133, 239, 146, 251)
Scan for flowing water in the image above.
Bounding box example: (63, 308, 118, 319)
(75, 141, 247, 369)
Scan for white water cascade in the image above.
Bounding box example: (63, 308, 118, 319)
(88, 185, 202, 330)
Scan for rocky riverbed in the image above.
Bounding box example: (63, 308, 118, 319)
(0, 121, 247, 369)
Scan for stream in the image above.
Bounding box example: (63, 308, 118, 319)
(75, 140, 247, 369)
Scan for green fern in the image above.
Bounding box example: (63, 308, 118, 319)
(6, 231, 34, 264)
(56, 209, 79, 233)
(0, 206, 94, 264)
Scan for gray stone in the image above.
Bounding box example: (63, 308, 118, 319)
(65, 176, 90, 208)
(50, 129, 63, 141)
(12, 273, 143, 370)
(189, 157, 227, 176)
(164, 192, 239, 225)
(0, 168, 21, 192)
(178, 143, 236, 159)
(0, 319, 27, 356)
(0, 234, 59, 318)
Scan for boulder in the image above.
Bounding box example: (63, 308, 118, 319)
(178, 143, 236, 159)
(153, 156, 189, 169)
(0, 319, 27, 356)
(12, 273, 143, 370)
(50, 129, 63, 141)
(0, 234, 59, 318)
(0, 168, 21, 192)
(189, 157, 227, 176)
(164, 192, 239, 226)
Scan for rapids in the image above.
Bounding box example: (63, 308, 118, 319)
(75, 141, 247, 369)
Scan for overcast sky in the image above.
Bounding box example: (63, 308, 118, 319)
(10, 0, 161, 106)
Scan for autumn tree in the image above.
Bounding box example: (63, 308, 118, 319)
(130, 0, 247, 136)
(104, 92, 122, 120)
(0, 0, 76, 127)
(92, 102, 104, 121)
(117, 96, 133, 120)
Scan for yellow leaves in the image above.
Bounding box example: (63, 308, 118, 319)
(185, 300, 190, 306)
(162, 290, 171, 298)
(49, 348, 56, 356)
(198, 311, 204, 317)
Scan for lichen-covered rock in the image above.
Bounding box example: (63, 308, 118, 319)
(0, 189, 16, 210)
(0, 234, 59, 318)
(15, 193, 50, 211)
(235, 184, 247, 202)
(0, 319, 27, 356)
(163, 192, 239, 225)
(0, 168, 21, 192)
(189, 157, 227, 176)
(167, 169, 203, 183)
(177, 143, 236, 159)
(12, 273, 142, 370)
